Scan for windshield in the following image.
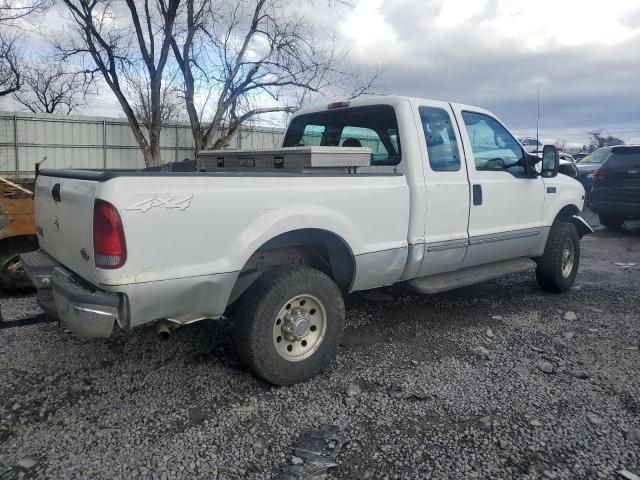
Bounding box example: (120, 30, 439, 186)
(283, 105, 401, 165)
(579, 148, 610, 164)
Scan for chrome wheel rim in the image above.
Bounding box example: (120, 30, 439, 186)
(561, 239, 575, 278)
(272, 294, 327, 362)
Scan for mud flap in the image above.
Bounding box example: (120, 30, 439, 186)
(572, 215, 595, 238)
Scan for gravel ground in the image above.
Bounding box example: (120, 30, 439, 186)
(1, 211, 639, 480)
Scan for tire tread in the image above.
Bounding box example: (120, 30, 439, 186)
(535, 221, 579, 293)
(232, 266, 344, 385)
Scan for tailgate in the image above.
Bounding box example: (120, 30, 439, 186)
(35, 175, 98, 285)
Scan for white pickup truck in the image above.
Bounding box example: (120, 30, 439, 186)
(22, 96, 593, 384)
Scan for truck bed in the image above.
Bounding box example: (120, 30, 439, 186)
(34, 168, 410, 325)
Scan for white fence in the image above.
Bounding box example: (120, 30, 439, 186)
(0, 111, 285, 177)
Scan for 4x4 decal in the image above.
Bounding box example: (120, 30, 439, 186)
(125, 194, 193, 213)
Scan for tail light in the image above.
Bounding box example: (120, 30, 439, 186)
(93, 199, 127, 269)
(591, 169, 608, 179)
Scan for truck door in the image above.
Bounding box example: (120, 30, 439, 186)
(413, 100, 470, 276)
(450, 105, 545, 267)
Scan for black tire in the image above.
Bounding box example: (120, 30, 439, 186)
(232, 266, 345, 385)
(535, 222, 580, 293)
(0, 238, 37, 294)
(598, 214, 625, 229)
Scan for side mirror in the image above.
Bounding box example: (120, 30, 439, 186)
(541, 145, 559, 178)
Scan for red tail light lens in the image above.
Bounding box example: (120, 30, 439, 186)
(591, 169, 608, 179)
(93, 199, 127, 269)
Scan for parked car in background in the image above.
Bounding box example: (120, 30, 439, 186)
(559, 152, 576, 163)
(519, 137, 543, 153)
(588, 145, 640, 228)
(576, 147, 612, 192)
(573, 152, 590, 162)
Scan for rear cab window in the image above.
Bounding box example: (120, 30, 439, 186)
(283, 105, 401, 165)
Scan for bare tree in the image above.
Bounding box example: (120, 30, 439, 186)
(170, 0, 382, 154)
(589, 129, 625, 150)
(126, 68, 183, 129)
(57, 0, 181, 167)
(0, 32, 20, 96)
(0, 0, 48, 23)
(13, 62, 92, 113)
(0, 0, 50, 97)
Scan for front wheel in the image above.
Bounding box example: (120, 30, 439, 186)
(535, 222, 580, 293)
(232, 266, 345, 385)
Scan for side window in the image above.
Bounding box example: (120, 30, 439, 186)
(462, 111, 524, 174)
(419, 106, 461, 171)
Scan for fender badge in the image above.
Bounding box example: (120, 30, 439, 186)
(52, 216, 60, 232)
(80, 248, 90, 261)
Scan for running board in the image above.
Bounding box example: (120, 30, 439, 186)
(407, 258, 537, 294)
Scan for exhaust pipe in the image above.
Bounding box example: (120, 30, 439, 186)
(155, 319, 173, 340)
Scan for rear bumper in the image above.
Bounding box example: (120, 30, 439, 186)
(21, 249, 239, 338)
(21, 250, 126, 339)
(589, 199, 640, 218)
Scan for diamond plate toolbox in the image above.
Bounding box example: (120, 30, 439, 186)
(196, 146, 372, 173)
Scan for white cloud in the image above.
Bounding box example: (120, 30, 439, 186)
(334, 0, 640, 145)
(339, 0, 397, 52)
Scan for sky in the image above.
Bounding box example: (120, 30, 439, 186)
(336, 0, 640, 147)
(4, 0, 640, 148)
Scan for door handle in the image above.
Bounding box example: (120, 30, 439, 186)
(472, 184, 482, 205)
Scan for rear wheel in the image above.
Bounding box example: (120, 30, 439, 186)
(232, 266, 345, 385)
(535, 222, 580, 293)
(598, 214, 625, 229)
(0, 238, 37, 293)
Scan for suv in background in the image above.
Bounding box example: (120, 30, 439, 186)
(576, 147, 611, 192)
(588, 145, 640, 228)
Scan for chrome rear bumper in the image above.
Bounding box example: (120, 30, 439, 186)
(21, 249, 127, 339)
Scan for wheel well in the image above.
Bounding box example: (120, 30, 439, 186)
(229, 229, 355, 304)
(553, 205, 593, 238)
(553, 205, 580, 224)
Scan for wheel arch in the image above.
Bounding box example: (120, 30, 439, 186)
(552, 204, 593, 238)
(228, 228, 356, 305)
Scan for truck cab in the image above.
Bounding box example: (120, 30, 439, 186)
(281, 96, 590, 283)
